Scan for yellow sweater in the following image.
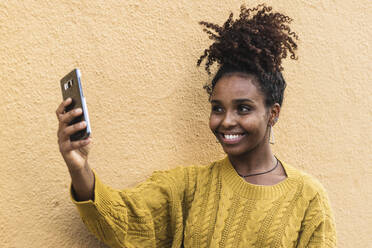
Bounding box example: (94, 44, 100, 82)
(72, 157, 336, 247)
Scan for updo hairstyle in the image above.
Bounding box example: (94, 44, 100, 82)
(197, 4, 299, 107)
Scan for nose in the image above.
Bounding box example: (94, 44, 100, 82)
(221, 110, 237, 128)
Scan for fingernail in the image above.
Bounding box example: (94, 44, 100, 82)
(75, 108, 82, 113)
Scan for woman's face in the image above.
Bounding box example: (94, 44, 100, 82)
(209, 74, 274, 157)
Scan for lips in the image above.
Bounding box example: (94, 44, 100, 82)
(219, 132, 246, 144)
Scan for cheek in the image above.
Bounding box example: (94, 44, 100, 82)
(240, 119, 255, 132)
(240, 117, 266, 133)
(209, 115, 219, 132)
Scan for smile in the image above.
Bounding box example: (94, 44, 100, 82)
(219, 133, 246, 144)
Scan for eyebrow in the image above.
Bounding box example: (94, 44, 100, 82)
(211, 98, 255, 104)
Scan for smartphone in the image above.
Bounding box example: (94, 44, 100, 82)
(60, 68, 91, 141)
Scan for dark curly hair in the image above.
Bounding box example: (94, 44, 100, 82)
(197, 3, 299, 107)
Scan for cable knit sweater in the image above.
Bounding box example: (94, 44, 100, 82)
(71, 157, 337, 247)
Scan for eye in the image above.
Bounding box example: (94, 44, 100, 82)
(238, 105, 251, 113)
(211, 105, 224, 113)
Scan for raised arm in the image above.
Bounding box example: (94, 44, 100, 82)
(56, 98, 197, 247)
(56, 97, 94, 201)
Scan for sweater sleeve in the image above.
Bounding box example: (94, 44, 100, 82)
(70, 167, 196, 248)
(296, 190, 337, 248)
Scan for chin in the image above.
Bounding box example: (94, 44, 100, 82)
(221, 145, 249, 157)
(220, 139, 264, 157)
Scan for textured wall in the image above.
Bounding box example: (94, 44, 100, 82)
(0, 0, 371, 247)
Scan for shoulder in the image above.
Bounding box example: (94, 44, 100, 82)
(151, 159, 221, 177)
(283, 161, 331, 202)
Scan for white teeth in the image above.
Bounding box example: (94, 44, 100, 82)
(224, 134, 242, 140)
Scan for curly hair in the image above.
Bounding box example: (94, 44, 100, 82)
(197, 3, 299, 107)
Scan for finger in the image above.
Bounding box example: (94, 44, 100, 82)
(58, 120, 87, 141)
(56, 98, 72, 118)
(60, 137, 92, 153)
(56, 98, 72, 134)
(57, 108, 82, 133)
(59, 107, 83, 127)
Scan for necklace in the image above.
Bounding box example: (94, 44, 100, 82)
(236, 157, 279, 178)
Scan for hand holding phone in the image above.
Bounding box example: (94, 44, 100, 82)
(57, 68, 92, 170)
(56, 69, 94, 200)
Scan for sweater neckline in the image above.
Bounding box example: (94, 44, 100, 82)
(220, 156, 300, 199)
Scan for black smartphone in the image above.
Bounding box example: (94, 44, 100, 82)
(60, 68, 91, 141)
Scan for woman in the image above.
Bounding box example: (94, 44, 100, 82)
(56, 4, 336, 247)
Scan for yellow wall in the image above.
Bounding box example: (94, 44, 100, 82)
(1, 0, 371, 247)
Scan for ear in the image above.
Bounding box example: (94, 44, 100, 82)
(269, 103, 281, 126)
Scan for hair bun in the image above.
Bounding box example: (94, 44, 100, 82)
(197, 3, 299, 75)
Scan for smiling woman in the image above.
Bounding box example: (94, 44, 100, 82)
(208, 74, 287, 185)
(56, 3, 336, 248)
(210, 76, 274, 157)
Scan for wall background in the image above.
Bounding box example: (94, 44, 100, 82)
(0, 0, 371, 247)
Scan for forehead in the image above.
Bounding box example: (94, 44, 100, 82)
(211, 74, 264, 101)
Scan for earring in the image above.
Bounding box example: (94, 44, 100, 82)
(269, 125, 275, 145)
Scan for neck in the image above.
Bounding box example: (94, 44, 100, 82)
(228, 140, 276, 175)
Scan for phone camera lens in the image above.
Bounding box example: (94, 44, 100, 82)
(64, 80, 73, 90)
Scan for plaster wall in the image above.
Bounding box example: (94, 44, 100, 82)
(0, 0, 371, 247)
